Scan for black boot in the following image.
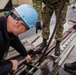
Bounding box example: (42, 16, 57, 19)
(64, 61, 76, 72)
(35, 38, 47, 54)
(35, 21, 41, 34)
(54, 40, 60, 56)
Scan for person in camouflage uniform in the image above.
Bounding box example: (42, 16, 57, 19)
(32, 0, 42, 33)
(35, 0, 69, 56)
(32, 0, 42, 21)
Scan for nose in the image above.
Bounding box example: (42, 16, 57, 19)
(16, 21, 22, 25)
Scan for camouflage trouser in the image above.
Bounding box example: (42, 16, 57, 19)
(32, 0, 42, 21)
(41, 2, 68, 41)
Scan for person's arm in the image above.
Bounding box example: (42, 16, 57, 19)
(10, 37, 31, 62)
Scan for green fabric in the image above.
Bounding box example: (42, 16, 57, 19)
(33, 0, 42, 21)
(43, 0, 60, 5)
(43, 0, 69, 6)
(41, 1, 68, 41)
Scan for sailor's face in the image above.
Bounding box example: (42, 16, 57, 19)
(10, 11, 28, 36)
(14, 20, 27, 35)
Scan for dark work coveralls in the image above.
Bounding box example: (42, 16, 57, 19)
(0, 16, 28, 75)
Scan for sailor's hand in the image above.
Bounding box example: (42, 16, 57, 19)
(25, 55, 31, 63)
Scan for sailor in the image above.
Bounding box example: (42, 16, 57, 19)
(0, 4, 38, 75)
(35, 0, 69, 56)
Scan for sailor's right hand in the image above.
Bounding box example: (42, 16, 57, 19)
(25, 55, 31, 63)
